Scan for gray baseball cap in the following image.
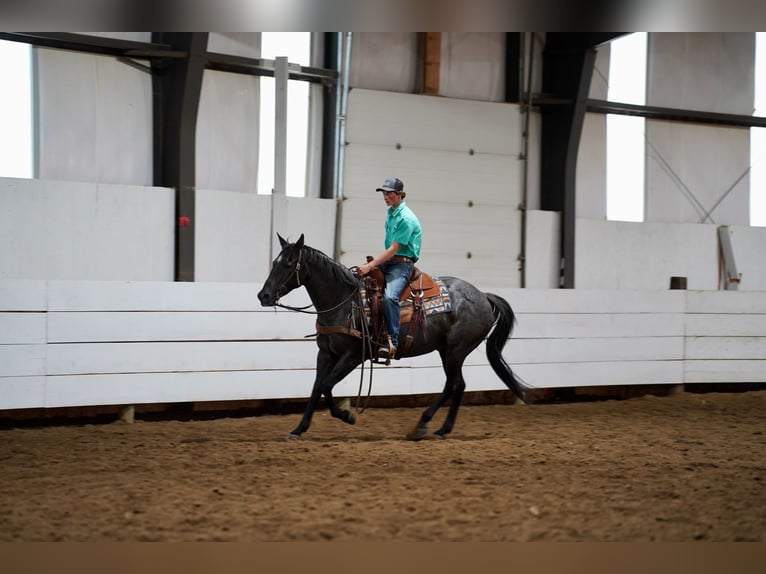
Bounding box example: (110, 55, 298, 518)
(376, 177, 404, 192)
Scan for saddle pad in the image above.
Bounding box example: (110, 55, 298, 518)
(403, 277, 453, 319)
(362, 276, 453, 325)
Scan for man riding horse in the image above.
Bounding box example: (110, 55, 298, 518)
(356, 177, 422, 361)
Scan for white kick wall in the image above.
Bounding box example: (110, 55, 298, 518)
(2, 279, 764, 411)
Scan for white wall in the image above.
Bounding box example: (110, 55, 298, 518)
(197, 33, 261, 193)
(645, 33, 755, 225)
(195, 190, 338, 283)
(350, 33, 419, 93)
(2, 280, 763, 412)
(0, 177, 337, 283)
(35, 46, 153, 186)
(575, 219, 719, 290)
(439, 33, 506, 102)
(0, 178, 174, 281)
(575, 219, 766, 291)
(645, 121, 751, 225)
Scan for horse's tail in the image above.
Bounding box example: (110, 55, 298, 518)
(486, 292, 529, 404)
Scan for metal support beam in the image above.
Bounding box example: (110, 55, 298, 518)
(320, 33, 340, 200)
(504, 32, 522, 103)
(151, 33, 208, 282)
(0, 32, 186, 59)
(718, 226, 741, 290)
(274, 57, 288, 197)
(206, 51, 337, 84)
(540, 34, 597, 289)
(586, 99, 766, 129)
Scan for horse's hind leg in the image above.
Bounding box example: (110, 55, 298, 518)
(433, 370, 466, 438)
(406, 352, 466, 441)
(406, 351, 455, 440)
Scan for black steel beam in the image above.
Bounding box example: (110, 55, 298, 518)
(504, 33, 522, 103)
(540, 34, 598, 289)
(0, 32, 185, 59)
(0, 32, 338, 85)
(152, 33, 209, 282)
(586, 99, 766, 129)
(206, 51, 337, 84)
(320, 33, 340, 200)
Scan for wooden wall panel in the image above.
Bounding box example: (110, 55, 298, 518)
(683, 289, 766, 384)
(0, 314, 46, 345)
(0, 345, 46, 377)
(0, 377, 46, 409)
(46, 341, 320, 375)
(0, 280, 47, 311)
(46, 311, 315, 343)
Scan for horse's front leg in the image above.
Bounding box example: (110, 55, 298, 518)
(287, 381, 324, 440)
(287, 348, 361, 440)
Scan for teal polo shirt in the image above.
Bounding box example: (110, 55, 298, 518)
(385, 201, 422, 261)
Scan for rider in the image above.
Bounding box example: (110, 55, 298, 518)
(357, 177, 422, 360)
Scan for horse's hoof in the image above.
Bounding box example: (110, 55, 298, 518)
(406, 424, 429, 441)
(345, 410, 356, 425)
(430, 433, 446, 440)
(285, 433, 301, 441)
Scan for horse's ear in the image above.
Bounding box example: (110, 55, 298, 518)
(277, 233, 288, 249)
(296, 234, 304, 249)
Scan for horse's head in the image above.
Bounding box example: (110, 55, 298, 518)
(257, 233, 305, 307)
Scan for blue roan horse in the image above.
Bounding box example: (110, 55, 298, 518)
(257, 234, 530, 440)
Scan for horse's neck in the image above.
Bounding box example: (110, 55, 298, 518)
(303, 252, 357, 321)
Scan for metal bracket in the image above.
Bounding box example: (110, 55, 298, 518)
(718, 226, 741, 290)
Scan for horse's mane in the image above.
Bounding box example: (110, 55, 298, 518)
(303, 245, 359, 288)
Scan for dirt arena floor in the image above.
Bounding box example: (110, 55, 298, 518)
(1, 390, 764, 542)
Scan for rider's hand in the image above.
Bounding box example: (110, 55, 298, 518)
(358, 263, 370, 276)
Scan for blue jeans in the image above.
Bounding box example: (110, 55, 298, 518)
(378, 260, 413, 349)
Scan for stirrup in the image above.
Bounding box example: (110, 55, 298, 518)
(375, 337, 395, 365)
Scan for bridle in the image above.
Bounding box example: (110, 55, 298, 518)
(273, 246, 360, 315)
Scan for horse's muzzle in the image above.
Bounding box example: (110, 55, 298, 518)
(257, 288, 276, 307)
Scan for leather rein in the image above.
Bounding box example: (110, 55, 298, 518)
(273, 247, 360, 314)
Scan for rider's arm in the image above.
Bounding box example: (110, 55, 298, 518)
(359, 242, 400, 275)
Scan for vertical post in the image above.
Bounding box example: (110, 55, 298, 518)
(151, 32, 208, 282)
(270, 56, 289, 260)
(274, 56, 288, 197)
(320, 33, 340, 200)
(306, 34, 325, 199)
(540, 36, 596, 289)
(423, 32, 441, 95)
(504, 32, 522, 103)
(337, 32, 353, 201)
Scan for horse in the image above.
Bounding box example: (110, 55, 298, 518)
(257, 233, 530, 440)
